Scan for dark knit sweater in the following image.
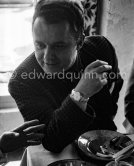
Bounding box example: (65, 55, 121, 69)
(125, 60, 134, 127)
(8, 36, 123, 152)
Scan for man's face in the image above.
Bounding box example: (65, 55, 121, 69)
(33, 17, 77, 74)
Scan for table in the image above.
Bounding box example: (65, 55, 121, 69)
(20, 134, 134, 166)
(20, 144, 80, 166)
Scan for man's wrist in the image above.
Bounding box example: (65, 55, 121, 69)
(70, 95, 87, 111)
(70, 89, 89, 111)
(70, 89, 89, 103)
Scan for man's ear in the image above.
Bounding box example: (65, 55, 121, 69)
(76, 33, 85, 51)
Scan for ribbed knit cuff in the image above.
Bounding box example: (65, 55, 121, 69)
(59, 95, 96, 130)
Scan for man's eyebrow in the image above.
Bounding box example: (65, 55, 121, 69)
(53, 41, 67, 45)
(34, 40, 43, 44)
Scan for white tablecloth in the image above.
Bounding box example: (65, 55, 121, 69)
(20, 144, 80, 166)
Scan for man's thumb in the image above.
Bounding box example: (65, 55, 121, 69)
(12, 132, 19, 137)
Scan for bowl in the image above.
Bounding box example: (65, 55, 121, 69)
(76, 130, 132, 161)
(48, 159, 95, 166)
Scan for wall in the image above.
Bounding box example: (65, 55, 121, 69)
(106, 0, 134, 132)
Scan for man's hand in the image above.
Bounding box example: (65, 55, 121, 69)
(75, 60, 112, 98)
(0, 119, 45, 153)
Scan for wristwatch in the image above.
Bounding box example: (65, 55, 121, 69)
(0, 149, 7, 164)
(70, 89, 89, 103)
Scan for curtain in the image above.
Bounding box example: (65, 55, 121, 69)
(81, 0, 98, 36)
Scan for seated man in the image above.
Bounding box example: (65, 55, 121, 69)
(0, 119, 44, 164)
(124, 60, 134, 131)
(8, 0, 123, 153)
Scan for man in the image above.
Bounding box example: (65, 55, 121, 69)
(0, 119, 44, 164)
(8, 0, 123, 153)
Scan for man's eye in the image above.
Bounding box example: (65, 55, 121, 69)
(54, 45, 66, 49)
(35, 43, 45, 50)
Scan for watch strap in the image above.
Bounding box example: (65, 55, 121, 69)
(71, 89, 89, 103)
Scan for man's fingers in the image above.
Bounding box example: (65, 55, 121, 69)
(12, 132, 20, 137)
(23, 124, 45, 134)
(100, 78, 108, 86)
(102, 72, 108, 79)
(20, 133, 44, 147)
(13, 119, 40, 132)
(94, 64, 112, 74)
(87, 60, 108, 70)
(98, 72, 108, 80)
(21, 120, 40, 129)
(26, 133, 44, 140)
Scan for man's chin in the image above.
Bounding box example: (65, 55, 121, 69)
(43, 68, 63, 75)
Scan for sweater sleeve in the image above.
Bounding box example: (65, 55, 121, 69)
(8, 79, 95, 152)
(77, 36, 123, 131)
(125, 60, 134, 127)
(82, 35, 123, 113)
(100, 36, 124, 106)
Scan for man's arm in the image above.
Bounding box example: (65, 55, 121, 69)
(8, 79, 95, 153)
(103, 37, 123, 106)
(82, 36, 123, 116)
(81, 35, 123, 107)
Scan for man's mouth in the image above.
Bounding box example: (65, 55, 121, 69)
(45, 62, 58, 65)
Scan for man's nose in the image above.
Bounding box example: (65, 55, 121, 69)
(44, 46, 56, 60)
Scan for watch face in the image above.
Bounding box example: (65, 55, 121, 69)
(74, 91, 81, 101)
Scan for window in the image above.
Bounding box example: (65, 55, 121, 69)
(0, 0, 34, 98)
(0, 0, 35, 110)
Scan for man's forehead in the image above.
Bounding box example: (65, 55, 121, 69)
(34, 17, 71, 32)
(33, 17, 74, 43)
(37, 17, 73, 31)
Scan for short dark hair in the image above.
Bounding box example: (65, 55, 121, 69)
(32, 0, 84, 41)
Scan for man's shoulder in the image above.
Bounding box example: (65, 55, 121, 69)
(84, 35, 110, 47)
(80, 35, 116, 66)
(84, 35, 104, 41)
(10, 52, 41, 82)
(15, 52, 36, 70)
(81, 35, 110, 57)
